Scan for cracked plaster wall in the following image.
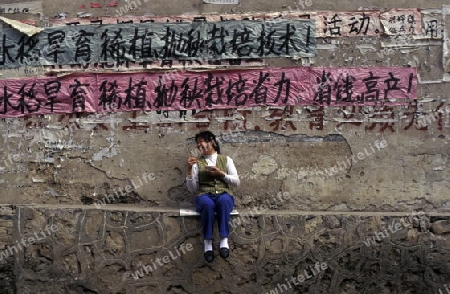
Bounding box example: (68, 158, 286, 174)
(0, 0, 449, 293)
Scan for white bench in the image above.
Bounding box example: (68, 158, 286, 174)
(180, 208, 239, 216)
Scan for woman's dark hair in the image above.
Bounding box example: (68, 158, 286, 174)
(195, 131, 220, 154)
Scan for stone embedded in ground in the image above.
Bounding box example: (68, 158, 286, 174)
(432, 220, 450, 234)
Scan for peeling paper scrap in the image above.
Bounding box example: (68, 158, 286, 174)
(0, 16, 43, 36)
(105, 1, 118, 7)
(444, 6, 450, 72)
(90, 3, 103, 8)
(203, 0, 239, 4)
(93, 147, 118, 161)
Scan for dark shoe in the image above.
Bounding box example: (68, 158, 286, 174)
(204, 250, 214, 262)
(219, 248, 229, 258)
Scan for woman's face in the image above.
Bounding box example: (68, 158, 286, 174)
(196, 138, 215, 155)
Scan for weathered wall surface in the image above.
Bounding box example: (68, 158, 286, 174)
(0, 0, 449, 293)
(1, 206, 450, 293)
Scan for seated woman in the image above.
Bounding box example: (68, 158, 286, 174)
(186, 131, 240, 262)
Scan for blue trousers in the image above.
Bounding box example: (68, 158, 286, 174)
(195, 193, 234, 240)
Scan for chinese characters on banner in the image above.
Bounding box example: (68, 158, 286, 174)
(317, 9, 423, 37)
(48, 9, 425, 39)
(380, 9, 422, 35)
(0, 67, 417, 118)
(0, 19, 316, 69)
(319, 11, 382, 37)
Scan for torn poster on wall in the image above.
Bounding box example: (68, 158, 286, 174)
(0, 19, 315, 69)
(48, 9, 425, 39)
(0, 67, 417, 118)
(380, 9, 422, 35)
(0, 1, 43, 15)
(421, 11, 443, 39)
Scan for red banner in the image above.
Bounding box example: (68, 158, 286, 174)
(0, 67, 417, 118)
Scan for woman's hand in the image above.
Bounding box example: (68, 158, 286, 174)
(187, 157, 197, 176)
(205, 166, 225, 179)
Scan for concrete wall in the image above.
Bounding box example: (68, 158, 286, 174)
(0, 0, 449, 293)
